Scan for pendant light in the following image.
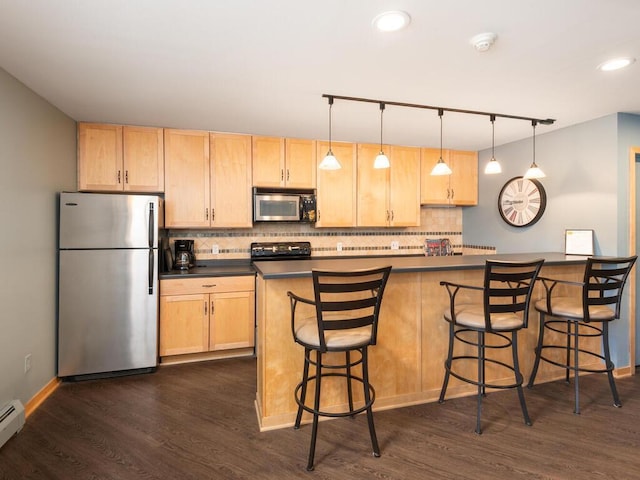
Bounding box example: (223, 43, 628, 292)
(374, 102, 390, 169)
(431, 109, 452, 176)
(523, 120, 545, 179)
(484, 115, 502, 174)
(318, 96, 341, 170)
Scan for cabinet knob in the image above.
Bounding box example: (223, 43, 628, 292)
(125, 170, 129, 184)
(206, 208, 209, 220)
(391, 210, 394, 221)
(204, 301, 207, 315)
(286, 169, 290, 181)
(117, 170, 121, 184)
(281, 169, 284, 181)
(202, 284, 216, 288)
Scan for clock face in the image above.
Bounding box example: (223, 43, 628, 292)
(498, 176, 547, 227)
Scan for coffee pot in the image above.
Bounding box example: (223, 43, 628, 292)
(174, 239, 195, 270)
(174, 251, 192, 270)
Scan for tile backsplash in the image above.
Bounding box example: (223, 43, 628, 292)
(167, 207, 496, 261)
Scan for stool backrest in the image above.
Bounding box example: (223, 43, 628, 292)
(582, 256, 637, 321)
(312, 266, 392, 351)
(483, 259, 544, 331)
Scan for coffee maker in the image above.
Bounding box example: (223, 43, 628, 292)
(174, 239, 195, 270)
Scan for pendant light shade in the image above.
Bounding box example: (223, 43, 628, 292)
(523, 120, 545, 179)
(319, 96, 342, 170)
(484, 115, 502, 174)
(431, 109, 452, 176)
(373, 102, 390, 169)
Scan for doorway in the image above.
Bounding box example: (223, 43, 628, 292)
(633, 148, 640, 368)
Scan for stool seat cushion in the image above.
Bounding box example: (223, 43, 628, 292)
(534, 297, 615, 321)
(294, 314, 372, 349)
(444, 303, 524, 331)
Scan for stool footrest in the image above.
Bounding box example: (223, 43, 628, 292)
(294, 372, 376, 418)
(536, 345, 614, 374)
(446, 355, 524, 390)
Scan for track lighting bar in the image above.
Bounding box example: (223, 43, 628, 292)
(322, 94, 555, 126)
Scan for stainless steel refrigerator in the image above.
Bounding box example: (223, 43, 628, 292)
(58, 192, 160, 379)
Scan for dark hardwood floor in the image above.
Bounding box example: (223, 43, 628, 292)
(2, 357, 640, 479)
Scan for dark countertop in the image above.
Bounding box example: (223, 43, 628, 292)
(253, 252, 590, 279)
(160, 260, 255, 280)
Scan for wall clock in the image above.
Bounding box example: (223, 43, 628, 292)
(498, 176, 547, 227)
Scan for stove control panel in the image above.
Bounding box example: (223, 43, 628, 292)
(250, 241, 312, 259)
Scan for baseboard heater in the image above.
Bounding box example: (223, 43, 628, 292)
(0, 400, 25, 449)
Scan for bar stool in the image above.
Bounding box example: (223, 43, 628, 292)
(287, 266, 392, 471)
(528, 256, 637, 414)
(439, 259, 544, 434)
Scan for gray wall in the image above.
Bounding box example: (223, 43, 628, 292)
(465, 114, 621, 255)
(464, 113, 640, 368)
(0, 68, 76, 409)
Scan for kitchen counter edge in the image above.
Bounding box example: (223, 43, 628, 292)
(253, 252, 590, 279)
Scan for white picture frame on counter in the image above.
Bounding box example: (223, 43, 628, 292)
(564, 229, 594, 256)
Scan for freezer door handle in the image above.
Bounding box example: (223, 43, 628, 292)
(148, 249, 154, 294)
(148, 202, 155, 248)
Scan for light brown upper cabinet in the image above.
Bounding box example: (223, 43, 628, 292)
(252, 136, 316, 188)
(210, 133, 252, 228)
(315, 141, 357, 227)
(78, 123, 164, 192)
(164, 130, 252, 228)
(164, 129, 210, 228)
(420, 148, 478, 206)
(357, 144, 421, 227)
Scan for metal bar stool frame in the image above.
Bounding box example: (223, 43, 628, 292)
(287, 265, 391, 471)
(438, 259, 544, 434)
(528, 256, 637, 414)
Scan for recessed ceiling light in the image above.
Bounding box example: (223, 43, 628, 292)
(598, 57, 635, 72)
(372, 11, 411, 32)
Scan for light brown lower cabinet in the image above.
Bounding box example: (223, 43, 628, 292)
(159, 276, 255, 358)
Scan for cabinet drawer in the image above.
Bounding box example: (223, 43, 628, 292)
(161, 275, 255, 295)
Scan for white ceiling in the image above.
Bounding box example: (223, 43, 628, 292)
(1, 0, 639, 151)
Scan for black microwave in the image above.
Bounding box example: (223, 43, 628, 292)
(253, 188, 316, 223)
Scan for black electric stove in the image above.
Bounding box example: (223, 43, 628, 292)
(250, 241, 312, 261)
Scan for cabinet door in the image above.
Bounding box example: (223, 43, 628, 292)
(159, 294, 209, 356)
(164, 129, 210, 227)
(210, 291, 255, 351)
(357, 143, 389, 227)
(123, 126, 164, 192)
(211, 133, 252, 227)
(252, 136, 285, 187)
(285, 138, 316, 188)
(449, 150, 478, 206)
(315, 141, 357, 227)
(420, 148, 451, 204)
(389, 145, 421, 226)
(78, 123, 123, 191)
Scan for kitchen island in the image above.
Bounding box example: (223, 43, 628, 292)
(253, 252, 596, 431)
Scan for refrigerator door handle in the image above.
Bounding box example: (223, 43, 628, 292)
(148, 249, 154, 295)
(148, 202, 155, 248)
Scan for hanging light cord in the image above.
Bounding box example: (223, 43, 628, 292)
(379, 103, 385, 151)
(532, 120, 537, 163)
(327, 96, 334, 151)
(439, 109, 444, 159)
(491, 115, 496, 158)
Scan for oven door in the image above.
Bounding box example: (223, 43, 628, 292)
(253, 194, 301, 221)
